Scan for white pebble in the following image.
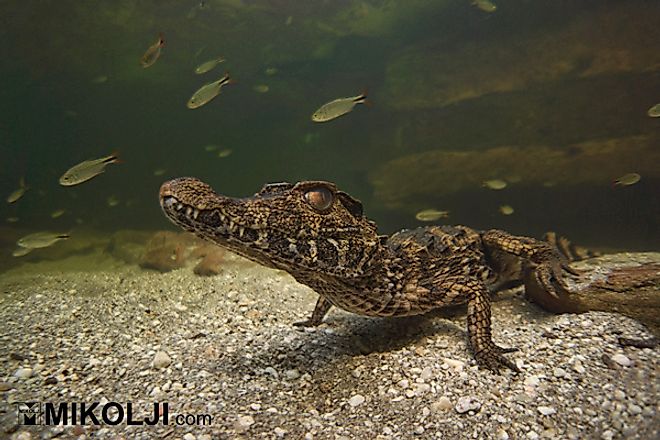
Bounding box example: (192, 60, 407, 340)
(601, 430, 614, 440)
(537, 406, 556, 416)
(284, 369, 300, 380)
(414, 383, 431, 396)
(432, 396, 453, 411)
(526, 431, 539, 440)
(274, 427, 287, 437)
(152, 351, 171, 369)
(553, 367, 567, 378)
(611, 354, 632, 367)
(443, 358, 465, 371)
(420, 367, 433, 380)
(455, 396, 481, 414)
(235, 415, 255, 432)
(613, 389, 626, 400)
(496, 428, 510, 440)
(348, 394, 366, 407)
(628, 404, 642, 415)
(14, 368, 33, 379)
(524, 375, 540, 387)
(183, 434, 196, 440)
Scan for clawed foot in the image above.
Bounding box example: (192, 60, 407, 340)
(293, 317, 322, 327)
(475, 343, 520, 373)
(524, 248, 581, 312)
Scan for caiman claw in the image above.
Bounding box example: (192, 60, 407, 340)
(523, 250, 579, 312)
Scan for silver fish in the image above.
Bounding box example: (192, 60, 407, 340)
(141, 33, 165, 68)
(473, 0, 497, 13)
(187, 73, 232, 109)
(499, 205, 514, 215)
(415, 209, 450, 222)
(647, 103, 660, 118)
(12, 247, 33, 257)
(482, 179, 507, 190)
(17, 231, 70, 249)
(613, 173, 641, 186)
(6, 177, 28, 203)
(195, 57, 225, 74)
(59, 154, 120, 186)
(312, 93, 368, 122)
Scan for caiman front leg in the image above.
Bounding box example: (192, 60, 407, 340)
(294, 295, 332, 327)
(463, 280, 520, 373)
(482, 229, 579, 308)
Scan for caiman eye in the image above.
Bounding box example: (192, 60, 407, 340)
(304, 187, 333, 211)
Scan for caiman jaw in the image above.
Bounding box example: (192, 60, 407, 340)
(159, 177, 381, 278)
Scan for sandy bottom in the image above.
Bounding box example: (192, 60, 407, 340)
(0, 255, 658, 439)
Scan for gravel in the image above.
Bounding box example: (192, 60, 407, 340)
(0, 255, 658, 439)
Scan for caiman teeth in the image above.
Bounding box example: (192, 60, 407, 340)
(238, 226, 245, 237)
(185, 207, 192, 217)
(176, 203, 183, 211)
(192, 209, 200, 220)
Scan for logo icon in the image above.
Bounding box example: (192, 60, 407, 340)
(17, 402, 42, 425)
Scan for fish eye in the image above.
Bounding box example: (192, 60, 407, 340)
(304, 187, 333, 211)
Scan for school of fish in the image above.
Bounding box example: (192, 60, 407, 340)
(4, 24, 650, 261)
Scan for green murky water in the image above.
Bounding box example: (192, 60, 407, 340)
(1, 0, 659, 269)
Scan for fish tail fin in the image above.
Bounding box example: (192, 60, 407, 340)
(108, 151, 123, 164)
(356, 89, 371, 106)
(223, 72, 236, 85)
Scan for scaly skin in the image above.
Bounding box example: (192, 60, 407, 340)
(159, 178, 576, 373)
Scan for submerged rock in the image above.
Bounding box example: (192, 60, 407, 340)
(382, 3, 660, 110)
(369, 135, 660, 207)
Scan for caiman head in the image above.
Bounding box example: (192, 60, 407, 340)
(159, 177, 382, 278)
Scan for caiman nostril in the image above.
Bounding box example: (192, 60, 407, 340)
(159, 180, 174, 198)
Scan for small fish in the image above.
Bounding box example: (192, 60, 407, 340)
(312, 93, 368, 122)
(50, 209, 66, 219)
(613, 173, 641, 187)
(195, 57, 225, 74)
(59, 153, 120, 186)
(499, 205, 514, 215)
(140, 33, 165, 68)
(17, 231, 70, 249)
(6, 177, 28, 203)
(415, 209, 450, 222)
(285, 16, 293, 26)
(265, 67, 278, 76)
(153, 168, 166, 176)
(473, 0, 497, 13)
(187, 73, 233, 109)
(217, 148, 233, 158)
(647, 103, 660, 118)
(204, 144, 219, 152)
(12, 247, 33, 257)
(91, 75, 108, 84)
(482, 179, 507, 190)
(6, 217, 19, 223)
(253, 84, 269, 93)
(107, 195, 120, 207)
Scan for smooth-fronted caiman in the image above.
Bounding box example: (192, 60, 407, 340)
(159, 178, 579, 372)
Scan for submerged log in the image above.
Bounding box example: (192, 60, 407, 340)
(524, 252, 660, 336)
